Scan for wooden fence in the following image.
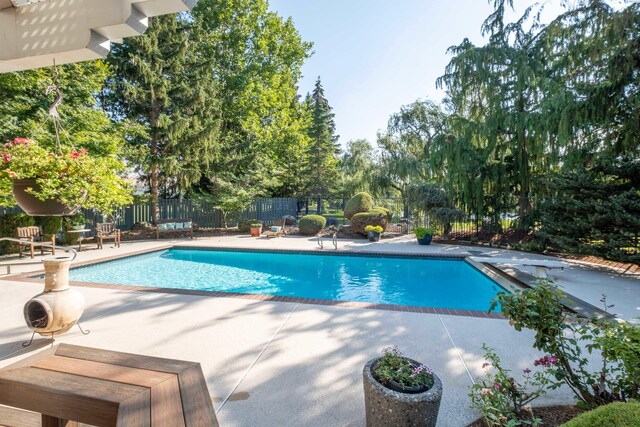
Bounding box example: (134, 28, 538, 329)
(0, 198, 298, 231)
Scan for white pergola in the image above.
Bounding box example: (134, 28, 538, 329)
(0, 0, 197, 73)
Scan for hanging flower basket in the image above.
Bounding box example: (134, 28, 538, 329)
(12, 178, 86, 216)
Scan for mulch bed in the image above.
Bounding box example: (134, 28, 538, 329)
(467, 405, 586, 427)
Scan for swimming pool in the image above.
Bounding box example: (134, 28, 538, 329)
(68, 249, 506, 311)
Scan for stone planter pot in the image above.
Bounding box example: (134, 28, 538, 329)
(363, 357, 442, 427)
(416, 234, 433, 246)
(12, 178, 86, 216)
(367, 231, 381, 242)
(250, 226, 262, 237)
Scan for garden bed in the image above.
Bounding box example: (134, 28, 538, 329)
(468, 405, 585, 427)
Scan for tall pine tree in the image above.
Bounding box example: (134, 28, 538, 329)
(106, 14, 220, 223)
(304, 77, 340, 197)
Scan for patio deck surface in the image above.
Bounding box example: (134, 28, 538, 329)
(1, 235, 638, 426)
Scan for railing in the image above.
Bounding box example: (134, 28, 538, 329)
(0, 237, 77, 275)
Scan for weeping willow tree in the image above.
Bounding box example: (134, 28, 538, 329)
(437, 0, 551, 229)
(371, 100, 448, 216)
(437, 0, 639, 234)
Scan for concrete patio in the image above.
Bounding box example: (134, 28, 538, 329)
(1, 235, 638, 426)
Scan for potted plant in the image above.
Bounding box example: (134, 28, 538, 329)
(414, 226, 435, 245)
(0, 137, 132, 216)
(365, 225, 383, 242)
(249, 223, 262, 237)
(363, 346, 442, 427)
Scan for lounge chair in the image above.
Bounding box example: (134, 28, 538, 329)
(16, 226, 55, 259)
(263, 218, 287, 238)
(96, 223, 121, 249)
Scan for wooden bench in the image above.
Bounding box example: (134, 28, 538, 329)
(0, 343, 218, 426)
(17, 226, 55, 259)
(155, 219, 194, 240)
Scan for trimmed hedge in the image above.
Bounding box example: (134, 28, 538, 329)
(0, 213, 35, 255)
(371, 206, 393, 222)
(298, 214, 326, 235)
(344, 192, 373, 220)
(350, 210, 390, 236)
(560, 402, 640, 427)
(238, 218, 261, 233)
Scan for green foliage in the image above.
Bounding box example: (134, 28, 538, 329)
(60, 213, 86, 245)
(350, 210, 390, 235)
(492, 281, 640, 407)
(414, 227, 435, 239)
(540, 156, 640, 264)
(34, 216, 62, 237)
(559, 402, 640, 427)
(0, 138, 132, 213)
(237, 219, 261, 233)
(301, 77, 341, 196)
(0, 214, 34, 254)
(373, 346, 434, 390)
(470, 344, 553, 427)
(192, 0, 313, 199)
(339, 139, 374, 195)
(0, 62, 132, 213)
(298, 214, 326, 235)
(106, 14, 220, 222)
(371, 207, 393, 222)
(364, 225, 383, 234)
(344, 192, 373, 220)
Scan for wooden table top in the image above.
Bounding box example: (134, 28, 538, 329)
(0, 344, 218, 427)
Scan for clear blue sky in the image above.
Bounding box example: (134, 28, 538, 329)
(268, 0, 567, 147)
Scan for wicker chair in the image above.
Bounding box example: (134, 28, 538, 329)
(96, 223, 121, 249)
(16, 226, 55, 259)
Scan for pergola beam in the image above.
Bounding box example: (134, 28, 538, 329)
(0, 0, 197, 73)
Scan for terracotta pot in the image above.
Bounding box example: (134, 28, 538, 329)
(363, 357, 442, 427)
(250, 226, 262, 237)
(12, 178, 86, 216)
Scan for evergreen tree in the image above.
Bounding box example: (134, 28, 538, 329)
(304, 77, 340, 197)
(106, 14, 220, 223)
(191, 0, 312, 203)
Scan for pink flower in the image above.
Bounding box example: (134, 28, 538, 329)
(480, 388, 491, 396)
(13, 137, 29, 145)
(482, 362, 490, 369)
(70, 151, 80, 159)
(3, 154, 10, 162)
(549, 356, 558, 365)
(523, 368, 531, 374)
(493, 383, 502, 390)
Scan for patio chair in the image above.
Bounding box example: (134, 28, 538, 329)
(263, 218, 287, 239)
(96, 223, 121, 249)
(16, 226, 55, 259)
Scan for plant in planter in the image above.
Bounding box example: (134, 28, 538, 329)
(249, 223, 262, 237)
(414, 226, 435, 245)
(363, 346, 442, 427)
(0, 137, 132, 215)
(365, 225, 383, 242)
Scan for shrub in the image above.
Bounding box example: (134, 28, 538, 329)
(470, 344, 554, 426)
(238, 219, 261, 233)
(344, 192, 373, 220)
(371, 206, 393, 222)
(34, 216, 63, 237)
(491, 281, 640, 407)
(0, 213, 35, 254)
(298, 215, 326, 235)
(414, 227, 435, 239)
(560, 402, 640, 427)
(350, 210, 389, 235)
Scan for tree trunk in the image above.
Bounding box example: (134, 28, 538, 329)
(150, 165, 160, 225)
(150, 92, 160, 225)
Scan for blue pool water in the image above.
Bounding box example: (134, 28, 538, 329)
(68, 249, 505, 311)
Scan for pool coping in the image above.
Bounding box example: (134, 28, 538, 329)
(3, 244, 511, 319)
